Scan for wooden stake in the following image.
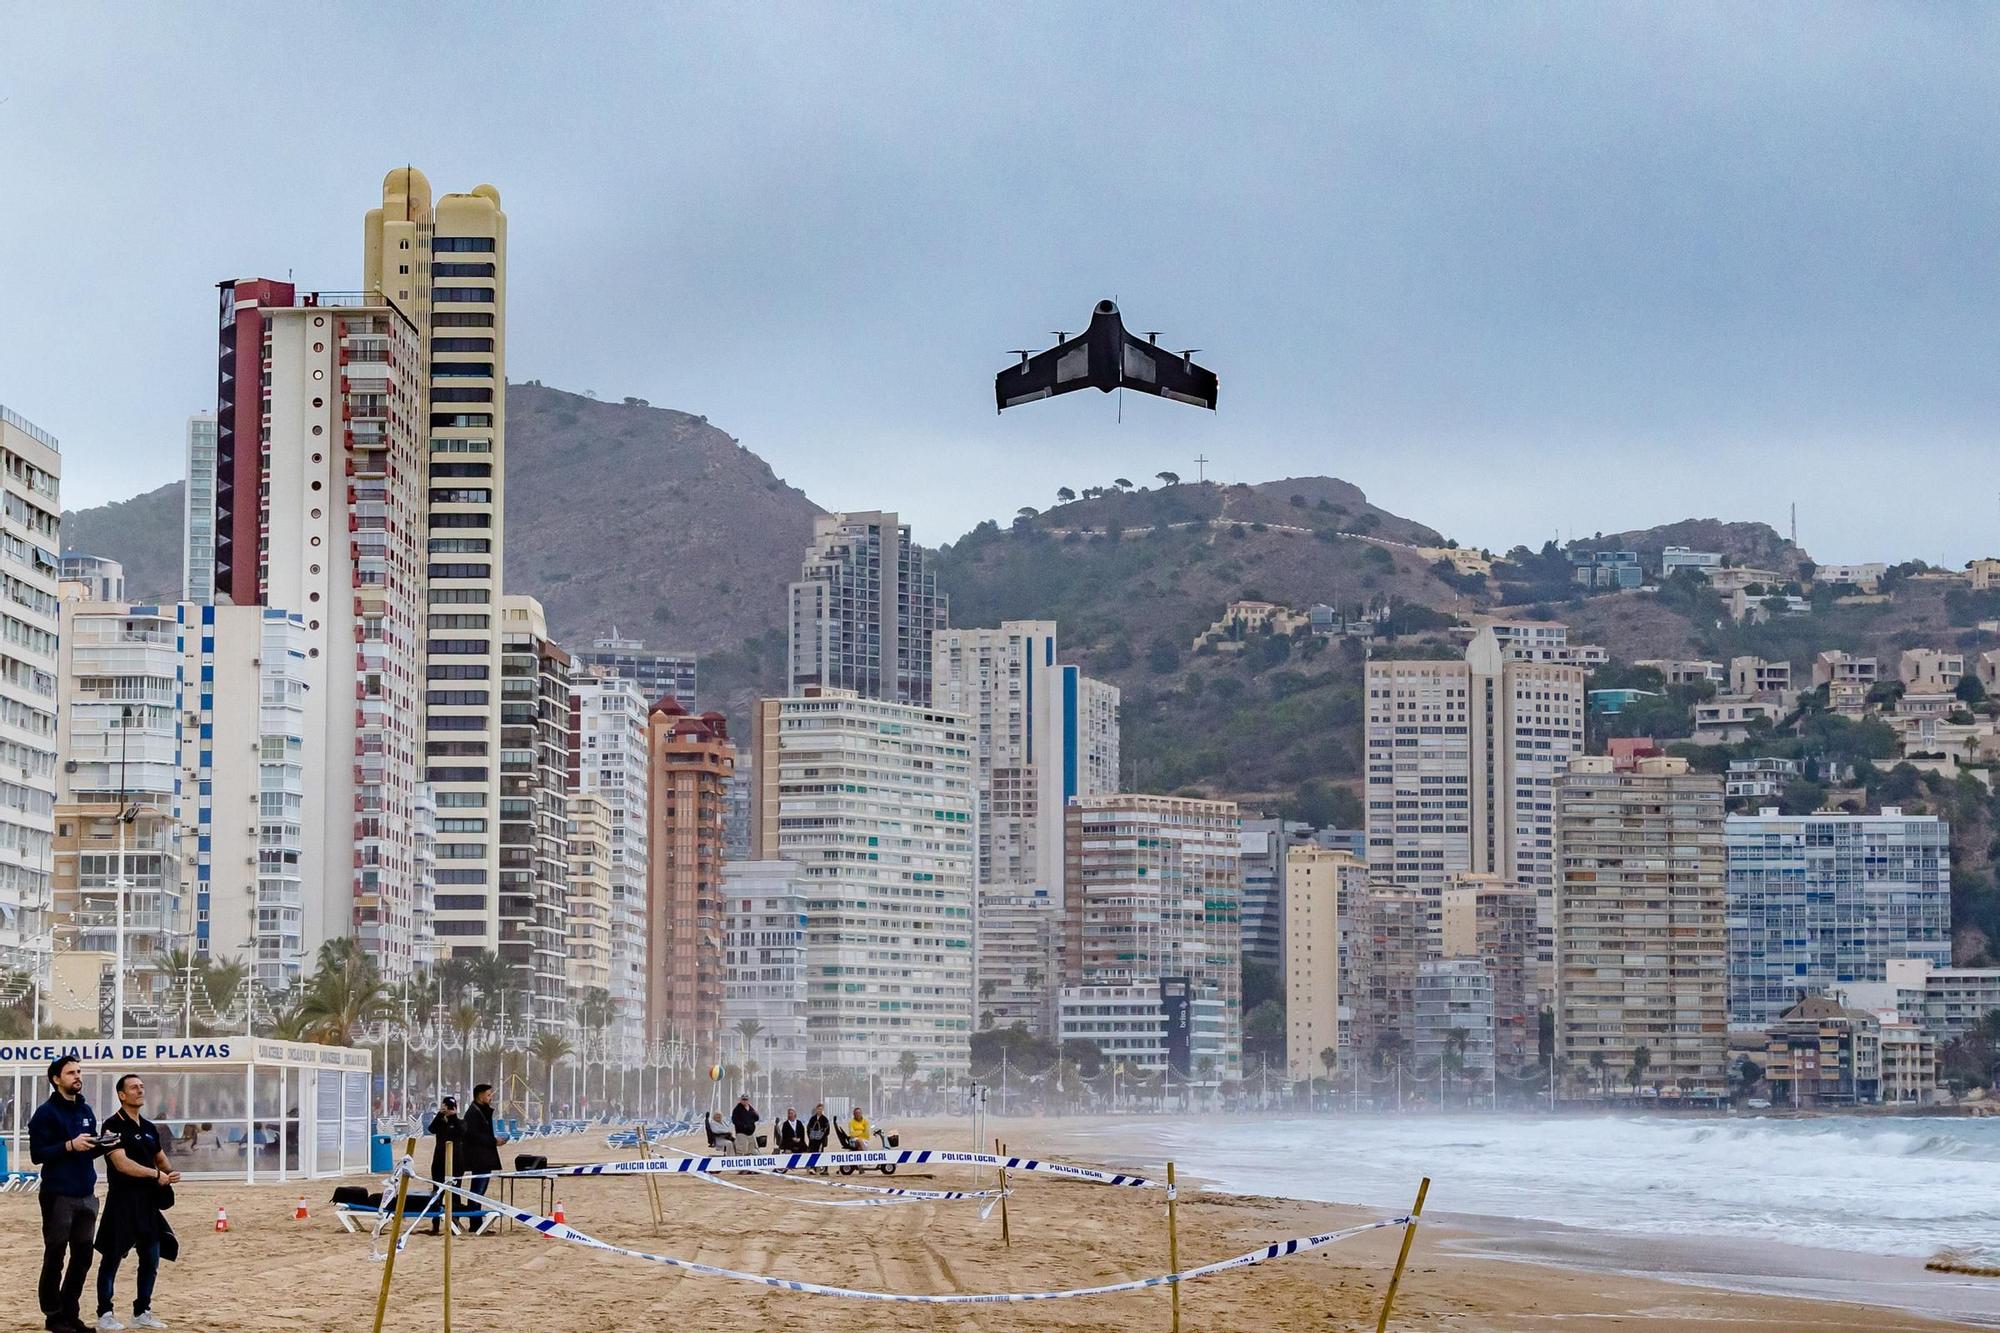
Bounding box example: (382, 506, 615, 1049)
(1374, 1176, 1430, 1333)
(637, 1124, 664, 1235)
(1167, 1161, 1181, 1333)
(442, 1140, 453, 1333)
(370, 1134, 418, 1333)
(995, 1138, 1010, 1248)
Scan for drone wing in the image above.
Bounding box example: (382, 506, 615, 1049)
(996, 331, 1092, 412)
(1114, 333, 1219, 409)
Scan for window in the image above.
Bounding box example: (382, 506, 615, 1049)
(430, 462, 492, 478)
(428, 562, 492, 580)
(430, 413, 493, 428)
(431, 361, 492, 378)
(428, 539, 492, 555)
(431, 387, 492, 403)
(434, 237, 496, 253)
(427, 663, 490, 680)
(426, 689, 489, 706)
(433, 286, 493, 303)
(432, 337, 495, 353)
(432, 311, 495, 328)
(428, 488, 492, 505)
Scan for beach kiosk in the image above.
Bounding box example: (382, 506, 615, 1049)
(1, 1036, 374, 1183)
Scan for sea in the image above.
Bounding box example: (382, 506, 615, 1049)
(1069, 1112, 2000, 1264)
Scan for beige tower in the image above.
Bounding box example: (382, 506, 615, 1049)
(365, 168, 510, 959)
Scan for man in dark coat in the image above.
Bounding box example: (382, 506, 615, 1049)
(425, 1096, 463, 1235)
(729, 1094, 759, 1153)
(460, 1084, 506, 1211)
(29, 1055, 109, 1333)
(96, 1074, 180, 1330)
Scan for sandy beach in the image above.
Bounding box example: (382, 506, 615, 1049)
(1, 1115, 1990, 1331)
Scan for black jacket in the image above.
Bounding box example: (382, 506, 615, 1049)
(29, 1091, 105, 1197)
(775, 1118, 808, 1152)
(96, 1110, 174, 1261)
(805, 1113, 830, 1147)
(461, 1102, 503, 1174)
(730, 1102, 759, 1136)
(427, 1110, 464, 1180)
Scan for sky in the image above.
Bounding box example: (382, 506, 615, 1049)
(1, 4, 1996, 562)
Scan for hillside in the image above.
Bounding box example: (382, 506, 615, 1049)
(61, 480, 186, 602)
(1583, 518, 1808, 574)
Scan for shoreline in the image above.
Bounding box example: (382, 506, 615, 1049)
(1002, 1114, 1999, 1329)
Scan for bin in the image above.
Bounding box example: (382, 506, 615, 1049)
(370, 1134, 394, 1174)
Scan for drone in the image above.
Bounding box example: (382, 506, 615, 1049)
(996, 300, 1218, 413)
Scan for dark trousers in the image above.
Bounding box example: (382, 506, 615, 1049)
(38, 1192, 98, 1319)
(96, 1239, 159, 1317)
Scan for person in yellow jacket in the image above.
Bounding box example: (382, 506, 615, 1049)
(846, 1107, 872, 1147)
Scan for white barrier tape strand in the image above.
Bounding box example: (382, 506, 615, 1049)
(501, 1148, 1156, 1188)
(687, 1169, 1007, 1209)
(414, 1172, 1408, 1303)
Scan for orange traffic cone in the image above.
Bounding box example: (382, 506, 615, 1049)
(552, 1200, 566, 1225)
(214, 1205, 229, 1233)
(293, 1196, 309, 1221)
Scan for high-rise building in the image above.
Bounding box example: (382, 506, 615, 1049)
(751, 688, 975, 1074)
(933, 621, 1119, 1035)
(1348, 888, 1429, 1063)
(363, 168, 510, 964)
(1438, 873, 1537, 1068)
(647, 698, 734, 1056)
(1413, 958, 1496, 1086)
(1364, 626, 1585, 982)
(1283, 845, 1359, 1082)
(787, 512, 945, 705)
(1063, 795, 1243, 1079)
(721, 859, 810, 1075)
(0, 405, 61, 973)
(203, 280, 430, 979)
(574, 631, 696, 711)
(565, 792, 613, 1000)
(54, 591, 181, 988)
(1555, 755, 1728, 1097)
(498, 597, 571, 1031)
(181, 412, 218, 602)
(573, 672, 651, 1064)
(1240, 818, 1310, 970)
(1725, 806, 1951, 1030)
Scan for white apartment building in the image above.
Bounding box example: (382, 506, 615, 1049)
(573, 672, 651, 1064)
(721, 859, 811, 1074)
(787, 512, 946, 706)
(181, 412, 217, 602)
(1881, 958, 2000, 1043)
(1413, 958, 1496, 1080)
(0, 405, 61, 974)
(1365, 627, 1585, 980)
(975, 889, 1059, 1035)
(750, 688, 975, 1075)
(1660, 546, 1722, 577)
(1063, 795, 1243, 1079)
(1057, 985, 1230, 1085)
(1283, 845, 1358, 1082)
(1898, 648, 1965, 695)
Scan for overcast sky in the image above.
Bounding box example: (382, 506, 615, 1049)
(2, 4, 1995, 562)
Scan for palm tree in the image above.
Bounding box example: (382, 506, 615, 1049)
(530, 1031, 574, 1120)
(895, 1050, 920, 1102)
(1195, 1055, 1217, 1109)
(1589, 1049, 1609, 1099)
(295, 943, 388, 1045)
(578, 987, 613, 1105)
(1628, 1043, 1652, 1096)
(1318, 1046, 1338, 1081)
(1443, 1028, 1470, 1106)
(449, 1004, 482, 1093)
(202, 956, 248, 1033)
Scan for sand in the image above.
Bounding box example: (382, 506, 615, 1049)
(1, 1114, 1989, 1332)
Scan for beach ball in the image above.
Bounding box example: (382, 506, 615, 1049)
(708, 1064, 722, 1081)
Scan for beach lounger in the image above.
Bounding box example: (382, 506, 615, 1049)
(334, 1195, 497, 1237)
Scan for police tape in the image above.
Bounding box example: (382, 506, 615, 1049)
(686, 1168, 1010, 1209)
(648, 1146, 1010, 1201)
(499, 1148, 1157, 1187)
(412, 1172, 1410, 1303)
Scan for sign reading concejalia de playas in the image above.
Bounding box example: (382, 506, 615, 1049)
(0, 1040, 237, 1064)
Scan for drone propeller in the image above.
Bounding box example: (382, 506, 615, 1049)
(1050, 331, 1069, 343)
(1142, 331, 1162, 345)
(1009, 349, 1033, 365)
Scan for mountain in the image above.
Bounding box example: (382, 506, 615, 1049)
(58, 385, 824, 677)
(1579, 518, 1808, 574)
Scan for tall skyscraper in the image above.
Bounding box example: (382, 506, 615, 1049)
(498, 597, 571, 1031)
(787, 512, 945, 705)
(646, 698, 734, 1056)
(721, 859, 810, 1074)
(1556, 755, 1728, 1097)
(1062, 795, 1243, 1079)
(1725, 806, 1950, 1029)
(363, 168, 510, 962)
(574, 632, 697, 711)
(751, 687, 975, 1074)
(1438, 873, 1538, 1068)
(1239, 818, 1310, 970)
(204, 281, 430, 979)
(1364, 626, 1585, 980)
(573, 672, 651, 1065)
(181, 411, 218, 602)
(565, 792, 614, 1000)
(1283, 844, 1359, 1081)
(0, 405, 63, 973)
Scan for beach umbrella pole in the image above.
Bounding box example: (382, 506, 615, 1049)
(1375, 1175, 1431, 1333)
(370, 1135, 419, 1333)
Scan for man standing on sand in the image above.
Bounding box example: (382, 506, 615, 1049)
(459, 1084, 507, 1213)
(30, 1056, 110, 1333)
(95, 1074, 180, 1331)
(729, 1094, 760, 1154)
